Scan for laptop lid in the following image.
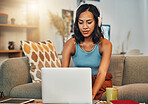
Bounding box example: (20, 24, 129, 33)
(41, 67, 92, 104)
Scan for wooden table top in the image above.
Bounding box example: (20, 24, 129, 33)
(27, 99, 42, 104)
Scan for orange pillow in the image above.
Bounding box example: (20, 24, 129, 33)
(21, 40, 61, 83)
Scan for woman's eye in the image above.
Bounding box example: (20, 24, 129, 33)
(78, 22, 83, 24)
(88, 22, 92, 24)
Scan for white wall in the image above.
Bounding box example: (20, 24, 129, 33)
(87, 0, 146, 54)
(39, 0, 77, 54)
(143, 0, 148, 55)
(39, 0, 148, 55)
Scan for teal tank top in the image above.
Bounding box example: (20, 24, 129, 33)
(72, 43, 102, 75)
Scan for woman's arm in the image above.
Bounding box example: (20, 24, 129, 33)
(62, 38, 76, 67)
(92, 39, 112, 99)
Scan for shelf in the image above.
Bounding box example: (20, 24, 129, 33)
(0, 50, 22, 53)
(0, 0, 40, 58)
(0, 0, 28, 3)
(0, 24, 38, 28)
(0, 50, 23, 58)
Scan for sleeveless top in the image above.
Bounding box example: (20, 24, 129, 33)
(72, 43, 102, 75)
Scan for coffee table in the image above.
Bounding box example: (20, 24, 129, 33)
(27, 99, 146, 104)
(27, 99, 107, 104)
(27, 99, 42, 104)
(1, 98, 146, 104)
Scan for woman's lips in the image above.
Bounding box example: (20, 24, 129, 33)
(83, 31, 89, 34)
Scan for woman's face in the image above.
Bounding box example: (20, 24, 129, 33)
(78, 10, 95, 38)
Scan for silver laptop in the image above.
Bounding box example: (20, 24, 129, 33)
(41, 67, 92, 104)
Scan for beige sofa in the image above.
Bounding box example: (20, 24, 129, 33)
(100, 55, 148, 103)
(0, 55, 148, 103)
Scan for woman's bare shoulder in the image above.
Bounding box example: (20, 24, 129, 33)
(64, 38, 76, 47)
(63, 37, 76, 54)
(99, 38, 112, 52)
(100, 38, 112, 47)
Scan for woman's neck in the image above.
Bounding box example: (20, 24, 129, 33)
(80, 37, 95, 52)
(83, 36, 93, 43)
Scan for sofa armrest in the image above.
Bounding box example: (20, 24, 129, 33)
(0, 57, 31, 96)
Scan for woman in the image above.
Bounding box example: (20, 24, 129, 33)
(62, 3, 112, 100)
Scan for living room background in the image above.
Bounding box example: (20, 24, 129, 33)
(39, 0, 148, 55)
(0, 0, 148, 62)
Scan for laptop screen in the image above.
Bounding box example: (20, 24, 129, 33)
(41, 67, 92, 104)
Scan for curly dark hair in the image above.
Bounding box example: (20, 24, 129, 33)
(72, 4, 104, 44)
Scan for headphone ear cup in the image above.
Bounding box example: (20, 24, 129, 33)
(98, 17, 102, 27)
(97, 7, 102, 27)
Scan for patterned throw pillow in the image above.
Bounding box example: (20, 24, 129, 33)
(21, 40, 61, 83)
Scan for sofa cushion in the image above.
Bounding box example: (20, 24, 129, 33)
(108, 55, 125, 86)
(21, 40, 61, 83)
(118, 83, 148, 103)
(10, 83, 41, 99)
(123, 56, 148, 85)
(100, 83, 148, 103)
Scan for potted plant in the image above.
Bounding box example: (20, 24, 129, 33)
(49, 11, 72, 45)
